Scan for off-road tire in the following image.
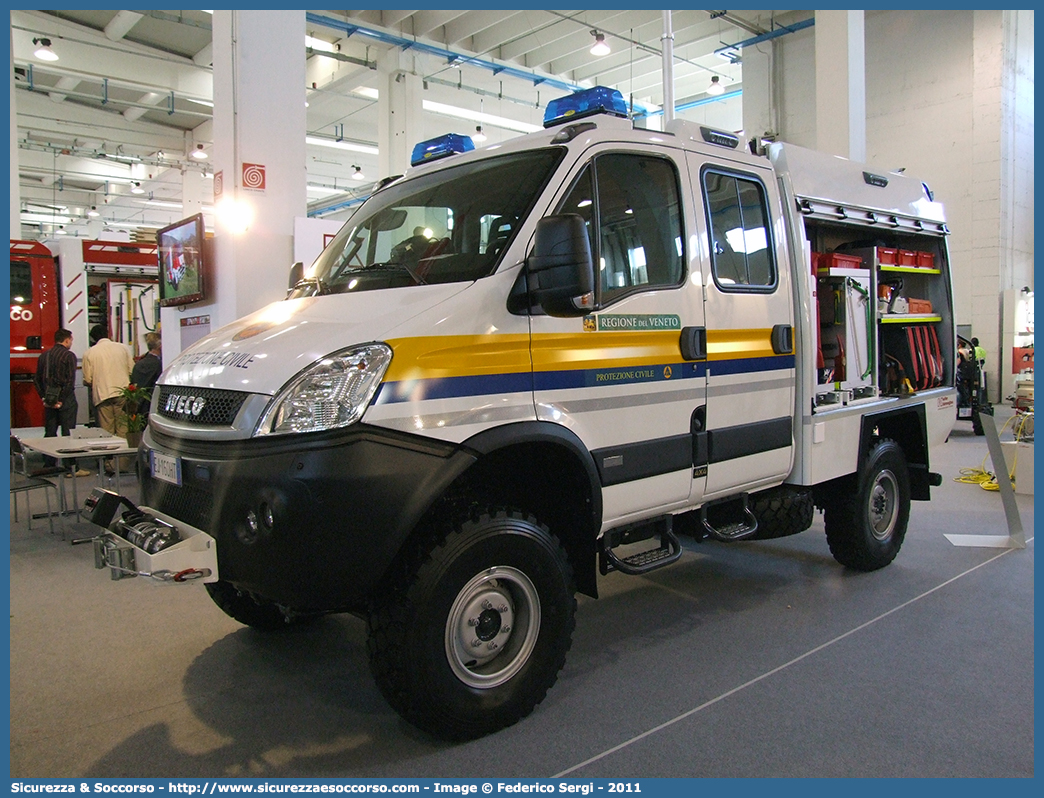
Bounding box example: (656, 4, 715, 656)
(367, 507, 576, 740)
(824, 439, 910, 571)
(205, 580, 311, 631)
(749, 486, 815, 540)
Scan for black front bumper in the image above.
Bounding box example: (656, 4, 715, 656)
(140, 424, 476, 611)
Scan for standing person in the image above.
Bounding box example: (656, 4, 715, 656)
(33, 328, 88, 475)
(82, 324, 134, 475)
(129, 332, 163, 418)
(971, 337, 988, 404)
(971, 337, 987, 366)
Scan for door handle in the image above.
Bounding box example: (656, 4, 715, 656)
(680, 327, 707, 361)
(771, 324, 793, 355)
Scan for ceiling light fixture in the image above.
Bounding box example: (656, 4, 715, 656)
(715, 45, 741, 64)
(590, 31, 610, 57)
(191, 143, 208, 160)
(352, 165, 365, 181)
(707, 76, 725, 96)
(87, 206, 100, 217)
(32, 38, 59, 62)
(130, 182, 145, 194)
(306, 135, 379, 155)
(473, 125, 487, 143)
(20, 212, 72, 224)
(305, 35, 337, 54)
(421, 100, 542, 134)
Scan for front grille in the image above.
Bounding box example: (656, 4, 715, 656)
(156, 385, 249, 426)
(146, 478, 215, 532)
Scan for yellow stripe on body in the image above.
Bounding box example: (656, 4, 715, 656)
(531, 331, 682, 372)
(384, 328, 782, 384)
(707, 328, 778, 361)
(384, 334, 531, 382)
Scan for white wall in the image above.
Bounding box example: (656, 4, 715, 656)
(775, 9, 1034, 400)
(1007, 10, 1034, 295)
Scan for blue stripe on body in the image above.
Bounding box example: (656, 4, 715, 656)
(708, 354, 796, 376)
(374, 371, 533, 405)
(375, 355, 794, 404)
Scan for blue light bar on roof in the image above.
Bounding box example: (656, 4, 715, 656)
(543, 86, 628, 128)
(410, 133, 475, 166)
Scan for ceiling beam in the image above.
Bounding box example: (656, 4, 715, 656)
(192, 42, 213, 67)
(443, 10, 511, 46)
(12, 10, 213, 100)
(411, 10, 469, 39)
(469, 11, 564, 58)
(380, 10, 415, 29)
(48, 76, 80, 104)
(104, 11, 144, 42)
(123, 92, 165, 122)
(17, 89, 187, 153)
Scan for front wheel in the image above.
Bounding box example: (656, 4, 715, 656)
(824, 439, 911, 571)
(367, 507, 576, 740)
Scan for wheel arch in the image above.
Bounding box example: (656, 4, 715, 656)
(455, 421, 603, 598)
(859, 404, 931, 500)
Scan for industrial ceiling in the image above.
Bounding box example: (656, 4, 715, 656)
(12, 9, 811, 240)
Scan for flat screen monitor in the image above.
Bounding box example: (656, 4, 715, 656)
(156, 213, 206, 307)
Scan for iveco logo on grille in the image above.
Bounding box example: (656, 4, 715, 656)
(164, 393, 207, 417)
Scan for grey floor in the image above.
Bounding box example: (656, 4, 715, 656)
(8, 409, 1034, 778)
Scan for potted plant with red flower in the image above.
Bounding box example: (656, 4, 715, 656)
(117, 382, 152, 447)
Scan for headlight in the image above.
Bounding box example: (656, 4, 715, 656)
(254, 343, 392, 436)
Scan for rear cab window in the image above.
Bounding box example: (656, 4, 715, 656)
(702, 168, 777, 292)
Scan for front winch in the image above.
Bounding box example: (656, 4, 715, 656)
(83, 488, 218, 584)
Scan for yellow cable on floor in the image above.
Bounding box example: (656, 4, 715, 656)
(953, 413, 1018, 491)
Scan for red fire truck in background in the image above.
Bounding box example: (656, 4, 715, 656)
(9, 239, 159, 428)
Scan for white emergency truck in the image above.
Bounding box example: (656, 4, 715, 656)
(87, 87, 957, 740)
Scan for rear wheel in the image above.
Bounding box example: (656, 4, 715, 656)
(824, 439, 910, 571)
(367, 507, 576, 740)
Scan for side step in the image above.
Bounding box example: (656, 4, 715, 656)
(599, 516, 683, 576)
(701, 494, 759, 541)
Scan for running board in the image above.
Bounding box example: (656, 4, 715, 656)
(701, 494, 759, 541)
(599, 516, 683, 576)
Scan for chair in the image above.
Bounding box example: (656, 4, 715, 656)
(10, 436, 65, 538)
(11, 473, 60, 536)
(9, 436, 61, 534)
(486, 216, 516, 257)
(10, 435, 66, 479)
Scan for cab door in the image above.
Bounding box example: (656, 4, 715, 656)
(530, 144, 707, 529)
(685, 154, 795, 499)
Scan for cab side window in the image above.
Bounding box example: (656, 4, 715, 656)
(10, 261, 33, 305)
(559, 153, 684, 304)
(703, 170, 776, 291)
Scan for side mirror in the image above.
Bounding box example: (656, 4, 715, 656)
(527, 214, 595, 317)
(288, 261, 305, 291)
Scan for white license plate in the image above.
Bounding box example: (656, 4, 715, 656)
(957, 407, 972, 418)
(150, 450, 183, 486)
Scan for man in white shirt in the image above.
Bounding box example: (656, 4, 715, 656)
(82, 324, 135, 473)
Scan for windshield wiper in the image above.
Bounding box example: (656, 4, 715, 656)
(291, 276, 330, 296)
(364, 261, 427, 285)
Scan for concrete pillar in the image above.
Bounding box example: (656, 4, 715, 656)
(181, 167, 205, 216)
(162, 10, 307, 361)
(376, 50, 423, 180)
(11, 25, 21, 238)
(741, 41, 774, 146)
(970, 9, 1031, 402)
(814, 10, 866, 162)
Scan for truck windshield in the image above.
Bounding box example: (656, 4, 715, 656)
(294, 148, 563, 296)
